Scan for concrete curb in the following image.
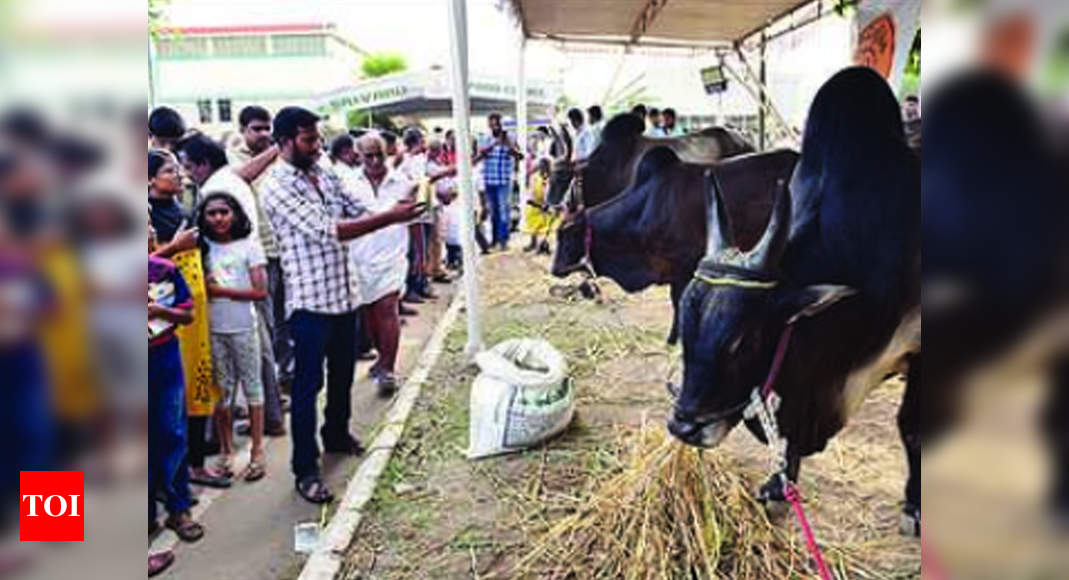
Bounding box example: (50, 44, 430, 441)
(297, 291, 465, 580)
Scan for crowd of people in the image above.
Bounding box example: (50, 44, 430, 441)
(144, 96, 708, 574)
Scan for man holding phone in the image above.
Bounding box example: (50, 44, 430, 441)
(260, 108, 425, 504)
(345, 132, 420, 399)
(473, 112, 523, 250)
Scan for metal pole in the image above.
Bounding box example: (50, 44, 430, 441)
(758, 29, 767, 151)
(148, 37, 159, 109)
(446, 0, 484, 357)
(516, 36, 528, 227)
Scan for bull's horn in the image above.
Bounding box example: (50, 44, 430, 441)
(744, 178, 791, 272)
(705, 171, 736, 260)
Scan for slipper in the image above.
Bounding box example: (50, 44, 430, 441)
(245, 460, 266, 483)
(215, 460, 235, 480)
(323, 433, 366, 456)
(148, 551, 175, 577)
(189, 469, 231, 488)
(296, 477, 333, 504)
(164, 515, 204, 543)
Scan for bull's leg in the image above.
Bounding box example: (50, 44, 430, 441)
(758, 448, 802, 520)
(898, 352, 921, 537)
(667, 281, 685, 345)
(1044, 354, 1069, 527)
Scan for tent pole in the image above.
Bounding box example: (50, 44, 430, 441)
(758, 28, 767, 151)
(516, 35, 528, 227)
(446, 0, 484, 357)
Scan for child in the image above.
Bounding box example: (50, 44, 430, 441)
(148, 222, 204, 548)
(523, 158, 556, 255)
(196, 191, 269, 482)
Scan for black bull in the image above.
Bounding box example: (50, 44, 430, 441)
(551, 147, 800, 345)
(670, 67, 922, 533)
(546, 113, 755, 210)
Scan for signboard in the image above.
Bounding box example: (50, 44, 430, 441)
(853, 0, 921, 90)
(700, 65, 728, 94)
(315, 70, 559, 113)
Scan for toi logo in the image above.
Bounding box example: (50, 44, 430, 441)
(20, 471, 84, 542)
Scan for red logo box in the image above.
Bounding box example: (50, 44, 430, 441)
(20, 471, 84, 542)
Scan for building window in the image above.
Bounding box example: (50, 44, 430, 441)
(197, 99, 213, 124)
(217, 99, 232, 123)
(212, 35, 268, 58)
(156, 37, 210, 59)
(272, 34, 327, 57)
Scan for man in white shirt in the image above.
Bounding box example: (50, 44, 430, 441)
(567, 108, 595, 164)
(645, 107, 667, 137)
(179, 134, 259, 232)
(345, 133, 418, 397)
(179, 132, 292, 437)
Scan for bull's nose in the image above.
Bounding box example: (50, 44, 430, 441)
(667, 414, 700, 441)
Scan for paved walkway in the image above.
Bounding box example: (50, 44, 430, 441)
(152, 281, 459, 580)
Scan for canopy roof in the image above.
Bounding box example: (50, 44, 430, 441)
(509, 0, 810, 47)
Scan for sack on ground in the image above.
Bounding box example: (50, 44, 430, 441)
(467, 339, 574, 459)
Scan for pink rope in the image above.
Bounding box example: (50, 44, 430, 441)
(921, 530, 946, 580)
(760, 323, 795, 399)
(785, 482, 834, 580)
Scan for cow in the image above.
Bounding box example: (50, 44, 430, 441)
(550, 147, 799, 344)
(666, 67, 922, 533)
(548, 113, 755, 209)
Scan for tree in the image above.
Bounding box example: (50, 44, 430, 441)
(347, 52, 408, 132)
(360, 52, 408, 79)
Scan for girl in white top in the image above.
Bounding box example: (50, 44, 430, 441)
(196, 191, 269, 482)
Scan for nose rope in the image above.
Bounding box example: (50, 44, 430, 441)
(741, 322, 833, 580)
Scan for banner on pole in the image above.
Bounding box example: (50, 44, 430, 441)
(852, 0, 921, 90)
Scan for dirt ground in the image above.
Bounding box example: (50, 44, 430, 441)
(339, 250, 921, 579)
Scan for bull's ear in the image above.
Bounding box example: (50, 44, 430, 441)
(781, 285, 857, 324)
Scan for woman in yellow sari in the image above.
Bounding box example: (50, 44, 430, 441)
(149, 149, 229, 488)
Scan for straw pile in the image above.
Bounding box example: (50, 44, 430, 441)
(514, 426, 814, 579)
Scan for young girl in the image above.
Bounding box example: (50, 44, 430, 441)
(196, 191, 269, 482)
(523, 158, 556, 255)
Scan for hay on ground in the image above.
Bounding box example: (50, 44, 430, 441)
(513, 425, 827, 579)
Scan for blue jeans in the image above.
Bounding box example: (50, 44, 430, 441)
(0, 343, 54, 527)
(485, 183, 512, 246)
(288, 310, 357, 480)
(149, 338, 192, 522)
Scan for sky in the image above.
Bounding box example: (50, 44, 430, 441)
(159, 0, 856, 126)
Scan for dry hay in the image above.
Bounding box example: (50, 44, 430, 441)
(512, 425, 828, 580)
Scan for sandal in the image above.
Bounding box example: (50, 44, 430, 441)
(164, 514, 204, 543)
(296, 476, 334, 504)
(215, 459, 235, 480)
(245, 459, 266, 483)
(189, 468, 231, 488)
(148, 551, 175, 577)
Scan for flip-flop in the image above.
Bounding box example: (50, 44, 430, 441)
(296, 477, 333, 504)
(215, 461, 235, 480)
(164, 515, 204, 543)
(189, 470, 231, 488)
(148, 551, 175, 577)
(245, 460, 266, 483)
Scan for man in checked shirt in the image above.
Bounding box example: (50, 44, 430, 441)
(261, 107, 425, 504)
